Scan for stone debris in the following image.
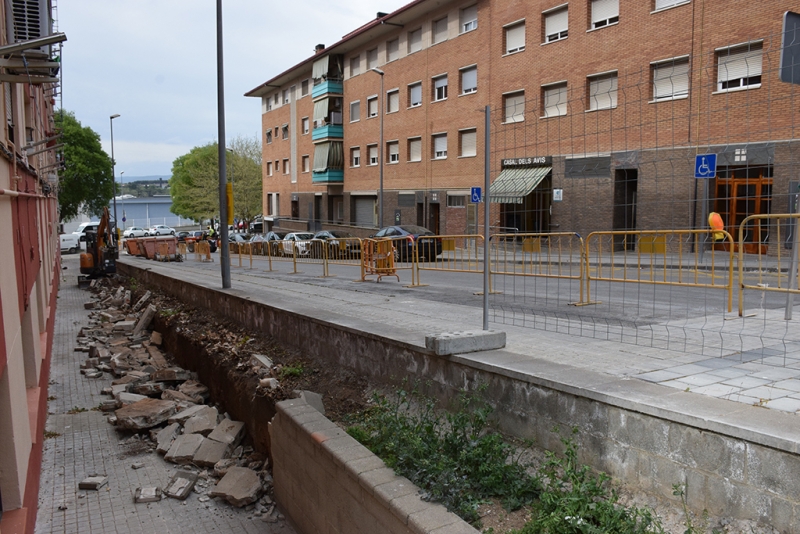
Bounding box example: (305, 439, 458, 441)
(163, 471, 197, 500)
(164, 433, 205, 464)
(294, 390, 326, 415)
(178, 380, 209, 403)
(169, 404, 207, 425)
(182, 406, 218, 436)
(207, 419, 245, 448)
(132, 304, 157, 337)
(154, 422, 181, 455)
(208, 467, 261, 507)
(115, 398, 178, 430)
(161, 389, 200, 404)
(193, 438, 230, 467)
(134, 486, 162, 503)
(78, 475, 108, 490)
(131, 462, 145, 470)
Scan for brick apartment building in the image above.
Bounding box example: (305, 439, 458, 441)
(0, 1, 64, 531)
(247, 0, 799, 252)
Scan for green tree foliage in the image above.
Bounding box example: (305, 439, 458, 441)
(169, 136, 262, 224)
(55, 111, 114, 222)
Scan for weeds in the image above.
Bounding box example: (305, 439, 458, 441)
(44, 430, 61, 439)
(66, 406, 88, 414)
(673, 484, 720, 534)
(279, 363, 304, 378)
(159, 309, 179, 318)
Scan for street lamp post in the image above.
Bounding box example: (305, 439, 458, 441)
(370, 68, 385, 228)
(109, 114, 120, 242)
(119, 171, 125, 231)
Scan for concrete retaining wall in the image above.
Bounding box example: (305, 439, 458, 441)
(118, 261, 800, 533)
(271, 398, 476, 534)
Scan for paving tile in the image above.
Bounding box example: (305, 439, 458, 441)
(748, 367, 800, 381)
(695, 357, 738, 369)
(686, 383, 742, 398)
(633, 369, 684, 383)
(705, 367, 751, 379)
(763, 397, 800, 413)
(672, 373, 725, 388)
(721, 376, 772, 389)
(662, 363, 713, 376)
(738, 386, 793, 401)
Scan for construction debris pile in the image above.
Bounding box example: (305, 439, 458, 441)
(74, 278, 279, 517)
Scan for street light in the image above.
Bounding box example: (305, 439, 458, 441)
(370, 67, 384, 228)
(110, 114, 120, 242)
(119, 171, 125, 231)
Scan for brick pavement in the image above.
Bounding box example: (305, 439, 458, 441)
(36, 255, 296, 534)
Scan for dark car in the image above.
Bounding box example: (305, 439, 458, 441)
(264, 231, 288, 256)
(371, 225, 442, 261)
(177, 230, 203, 243)
(311, 230, 361, 259)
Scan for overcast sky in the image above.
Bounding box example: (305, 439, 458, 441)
(59, 0, 409, 181)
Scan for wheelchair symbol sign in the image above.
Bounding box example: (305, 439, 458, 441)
(694, 154, 717, 179)
(470, 187, 482, 203)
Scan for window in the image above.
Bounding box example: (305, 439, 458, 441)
(266, 130, 272, 144)
(447, 195, 466, 207)
(367, 96, 378, 117)
(408, 137, 422, 161)
(273, 94, 279, 106)
(283, 158, 290, 174)
(266, 97, 272, 111)
(350, 55, 360, 76)
(460, 66, 477, 94)
(544, 6, 568, 43)
(367, 48, 378, 69)
(433, 17, 448, 44)
(301, 79, 309, 96)
(459, 129, 477, 157)
(408, 28, 422, 54)
(302, 117, 309, 134)
(275, 160, 280, 173)
(717, 43, 762, 92)
(433, 75, 448, 101)
(282, 124, 289, 139)
(387, 38, 399, 61)
(302, 155, 310, 173)
(267, 161, 273, 176)
(387, 90, 399, 113)
(433, 134, 448, 159)
(368, 144, 378, 165)
(652, 57, 689, 100)
(351, 147, 361, 167)
(505, 22, 525, 54)
(387, 141, 399, 163)
(591, 0, 618, 28)
(543, 83, 568, 116)
(654, 0, 689, 10)
(283, 89, 289, 104)
(460, 5, 478, 33)
(350, 101, 360, 122)
(409, 82, 422, 107)
(504, 91, 525, 122)
(588, 72, 618, 110)
(734, 148, 747, 162)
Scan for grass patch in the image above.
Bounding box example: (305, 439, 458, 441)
(279, 363, 305, 378)
(44, 430, 61, 439)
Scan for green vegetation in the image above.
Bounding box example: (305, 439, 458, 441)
(279, 363, 305, 378)
(44, 430, 61, 439)
(672, 484, 720, 534)
(67, 406, 88, 414)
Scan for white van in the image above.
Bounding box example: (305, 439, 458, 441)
(73, 221, 100, 243)
(60, 233, 81, 254)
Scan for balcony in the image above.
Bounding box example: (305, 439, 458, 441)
(312, 169, 344, 184)
(312, 80, 343, 99)
(312, 124, 343, 141)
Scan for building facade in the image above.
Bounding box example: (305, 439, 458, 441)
(248, 0, 799, 252)
(0, 1, 63, 531)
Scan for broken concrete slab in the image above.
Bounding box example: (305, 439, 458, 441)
(113, 320, 136, 332)
(78, 476, 108, 490)
(129, 382, 165, 397)
(208, 467, 261, 507)
(193, 438, 230, 467)
(111, 373, 146, 387)
(99, 400, 118, 412)
(116, 392, 148, 406)
(250, 354, 273, 369)
(161, 389, 200, 404)
(145, 345, 168, 369)
(213, 459, 237, 478)
(183, 406, 218, 436)
(152, 367, 192, 382)
(115, 398, 178, 430)
(178, 380, 209, 402)
(84, 369, 103, 379)
(207, 419, 245, 448)
(163, 470, 197, 500)
(295, 390, 325, 415)
(164, 434, 205, 464)
(155, 422, 181, 455)
(168, 404, 206, 425)
(149, 331, 162, 345)
(132, 304, 157, 337)
(132, 290, 151, 312)
(134, 486, 161, 503)
(424, 329, 506, 356)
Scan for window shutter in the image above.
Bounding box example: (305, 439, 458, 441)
(350, 101, 360, 121)
(369, 145, 378, 164)
(388, 91, 399, 112)
(718, 47, 762, 83)
(434, 134, 447, 156)
(461, 130, 476, 157)
(409, 138, 422, 161)
(389, 142, 399, 158)
(506, 24, 525, 52)
(368, 98, 378, 117)
(313, 143, 330, 172)
(461, 5, 477, 31)
(544, 84, 568, 116)
(312, 56, 329, 81)
(409, 29, 422, 53)
(313, 99, 328, 126)
(434, 18, 448, 43)
(461, 67, 477, 93)
(367, 48, 378, 69)
(589, 74, 617, 110)
(434, 76, 447, 90)
(655, 0, 680, 9)
(352, 147, 360, 165)
(350, 56, 360, 76)
(545, 9, 568, 37)
(653, 60, 689, 99)
(410, 83, 422, 105)
(387, 39, 399, 61)
(505, 92, 525, 122)
(592, 0, 618, 24)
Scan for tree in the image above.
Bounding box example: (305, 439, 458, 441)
(55, 111, 114, 222)
(169, 137, 262, 225)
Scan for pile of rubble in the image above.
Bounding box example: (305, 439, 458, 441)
(74, 278, 277, 516)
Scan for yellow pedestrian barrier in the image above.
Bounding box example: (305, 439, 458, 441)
(361, 238, 400, 282)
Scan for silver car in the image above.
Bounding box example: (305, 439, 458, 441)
(281, 232, 315, 256)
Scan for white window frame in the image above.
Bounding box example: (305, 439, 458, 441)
(587, 71, 618, 111)
(408, 137, 422, 162)
(542, 82, 568, 117)
(367, 96, 378, 118)
(447, 194, 466, 207)
(302, 155, 310, 173)
(408, 82, 423, 107)
(301, 79, 309, 97)
(433, 17, 448, 44)
(590, 0, 619, 30)
(267, 161, 273, 176)
(350, 100, 360, 122)
(283, 158, 290, 174)
(387, 89, 400, 113)
(460, 5, 478, 33)
(433, 133, 448, 160)
(301, 117, 309, 135)
(266, 130, 272, 144)
(653, 0, 690, 12)
(433, 74, 448, 102)
(716, 42, 763, 93)
(503, 91, 525, 123)
(460, 65, 477, 94)
(651, 56, 689, 101)
(368, 144, 378, 166)
(543, 5, 568, 43)
(504, 21, 526, 54)
(281, 124, 289, 140)
(459, 128, 477, 158)
(351, 147, 361, 167)
(387, 141, 400, 163)
(408, 28, 422, 54)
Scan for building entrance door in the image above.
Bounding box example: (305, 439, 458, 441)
(713, 167, 773, 254)
(613, 169, 638, 251)
(428, 203, 440, 233)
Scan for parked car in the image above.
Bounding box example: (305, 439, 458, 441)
(311, 230, 361, 259)
(280, 232, 315, 256)
(263, 231, 287, 255)
(371, 225, 442, 261)
(60, 233, 81, 254)
(149, 224, 176, 236)
(125, 226, 148, 238)
(229, 233, 250, 243)
(72, 221, 100, 243)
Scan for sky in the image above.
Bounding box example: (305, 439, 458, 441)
(59, 0, 409, 181)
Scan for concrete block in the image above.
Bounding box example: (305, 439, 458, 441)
(132, 304, 157, 336)
(155, 422, 181, 455)
(163, 470, 197, 500)
(178, 380, 209, 402)
(78, 475, 108, 490)
(408, 503, 461, 533)
(183, 406, 219, 436)
(193, 438, 230, 467)
(152, 367, 192, 382)
(115, 398, 178, 430)
(294, 390, 325, 415)
(113, 320, 136, 332)
(161, 389, 201, 404)
(251, 354, 273, 369)
(169, 404, 206, 424)
(129, 382, 165, 397)
(207, 419, 246, 447)
(134, 487, 162, 503)
(209, 466, 262, 507)
(132, 290, 151, 312)
(149, 331, 162, 345)
(424, 330, 506, 355)
(116, 392, 148, 406)
(164, 433, 205, 464)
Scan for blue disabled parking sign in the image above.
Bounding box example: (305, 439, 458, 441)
(470, 187, 482, 203)
(694, 154, 717, 179)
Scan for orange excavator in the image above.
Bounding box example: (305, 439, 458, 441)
(79, 206, 118, 284)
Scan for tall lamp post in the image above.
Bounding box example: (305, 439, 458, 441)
(109, 114, 120, 242)
(119, 171, 125, 232)
(370, 68, 384, 228)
